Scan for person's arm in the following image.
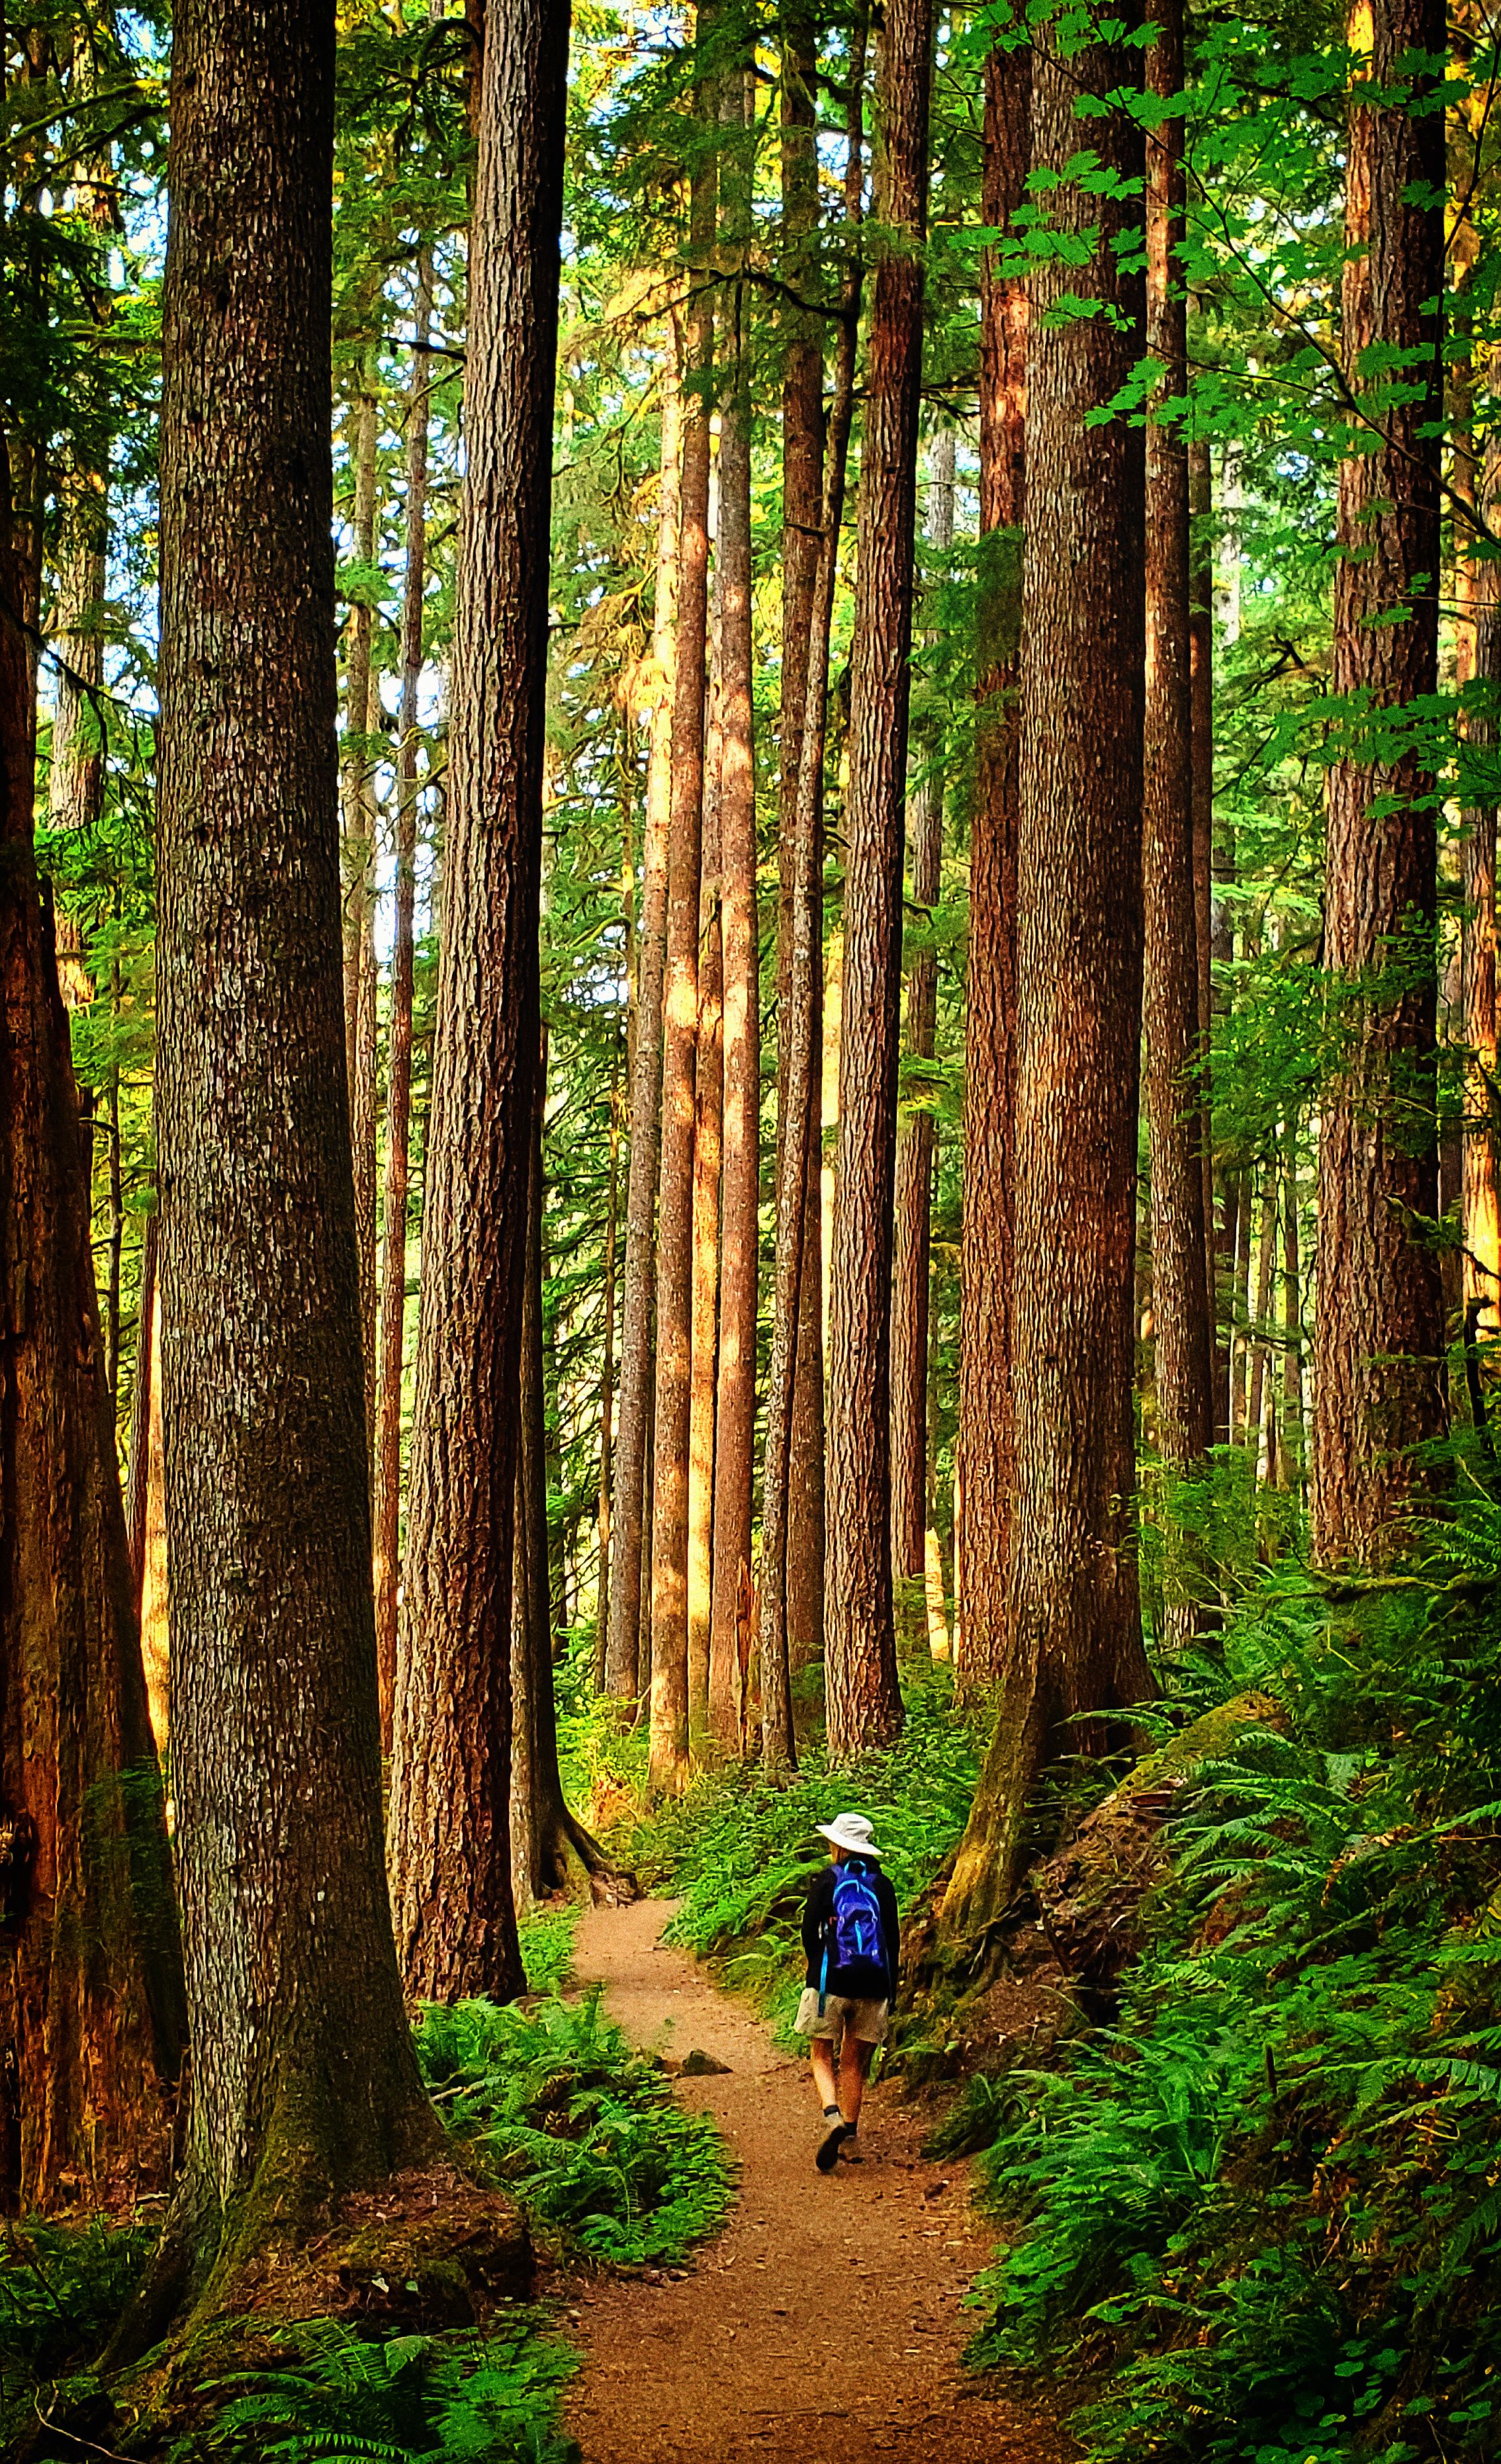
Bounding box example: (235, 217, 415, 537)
(802, 1869, 831, 1971)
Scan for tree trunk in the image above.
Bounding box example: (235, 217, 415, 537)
(1143, 0, 1214, 1472)
(1461, 433, 1500, 1313)
(374, 253, 434, 1751)
(825, 0, 933, 1761)
(606, 348, 679, 1706)
(512, 1047, 623, 1902)
(124, 1205, 158, 1601)
(341, 373, 381, 1479)
(1246, 1166, 1278, 1468)
(760, 15, 868, 1771)
(152, 0, 433, 2312)
(688, 558, 723, 1756)
(778, 0, 828, 1681)
(0, 464, 183, 2217)
(389, 0, 570, 1999)
(1282, 1121, 1304, 1482)
(1188, 435, 1216, 1320)
(711, 85, 761, 1755)
(942, 9, 1150, 1941)
(649, 132, 716, 1796)
(957, 36, 1029, 1693)
(890, 427, 954, 1595)
(594, 1034, 623, 1689)
(1313, 0, 1447, 1562)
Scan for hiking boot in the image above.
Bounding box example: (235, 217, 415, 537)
(816, 2120, 851, 2173)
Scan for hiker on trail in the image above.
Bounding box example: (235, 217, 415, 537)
(797, 1812, 900, 2174)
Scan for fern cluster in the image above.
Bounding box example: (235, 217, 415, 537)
(414, 1992, 734, 2265)
(970, 1503, 1501, 2463)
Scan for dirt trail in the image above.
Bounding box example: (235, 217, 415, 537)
(563, 1896, 1068, 2464)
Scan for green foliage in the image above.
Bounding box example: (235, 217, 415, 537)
(517, 1902, 580, 1998)
(0, 2217, 154, 2410)
(968, 1507, 1501, 2462)
(180, 2317, 577, 2464)
(632, 1671, 983, 2035)
(414, 1994, 733, 2266)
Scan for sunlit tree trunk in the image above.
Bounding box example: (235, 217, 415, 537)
(594, 1032, 623, 1688)
(777, 0, 828, 1680)
(944, 9, 1150, 1939)
(1313, 0, 1447, 1561)
(890, 427, 954, 1599)
(760, 15, 868, 1771)
(649, 120, 716, 1796)
(826, 0, 933, 1761)
(688, 556, 723, 1755)
(1188, 436, 1216, 1319)
(390, 0, 570, 1997)
(956, 36, 1028, 1693)
(711, 64, 760, 1756)
(606, 350, 679, 1706)
(374, 251, 433, 1747)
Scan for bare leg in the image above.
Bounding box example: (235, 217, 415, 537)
(809, 2035, 839, 2116)
(839, 2034, 874, 2132)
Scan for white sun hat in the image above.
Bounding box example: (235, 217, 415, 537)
(816, 1811, 884, 1860)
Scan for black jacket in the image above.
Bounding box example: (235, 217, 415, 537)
(801, 1859, 901, 2003)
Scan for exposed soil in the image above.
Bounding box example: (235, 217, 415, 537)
(562, 1896, 1071, 2464)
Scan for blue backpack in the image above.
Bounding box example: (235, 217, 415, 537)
(818, 1857, 890, 2011)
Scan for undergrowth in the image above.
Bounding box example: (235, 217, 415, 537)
(4, 1986, 726, 2461)
(625, 1665, 983, 2037)
(414, 1992, 733, 2265)
(966, 1497, 1501, 2464)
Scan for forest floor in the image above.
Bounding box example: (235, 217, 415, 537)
(561, 1896, 1071, 2464)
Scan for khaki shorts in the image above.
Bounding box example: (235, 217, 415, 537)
(795, 1986, 889, 2046)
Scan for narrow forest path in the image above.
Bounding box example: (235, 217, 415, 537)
(563, 1896, 1070, 2464)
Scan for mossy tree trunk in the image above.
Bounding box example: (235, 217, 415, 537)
(151, 0, 435, 2318)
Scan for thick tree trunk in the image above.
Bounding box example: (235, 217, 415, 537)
(152, 0, 433, 2310)
(374, 255, 434, 1750)
(0, 474, 183, 2217)
(957, 38, 1028, 1694)
(825, 0, 933, 1761)
(1143, 0, 1214, 1472)
(341, 374, 381, 1477)
(649, 136, 715, 1796)
(778, 0, 828, 1681)
(760, 17, 868, 1771)
(1313, 0, 1447, 1562)
(606, 350, 679, 1706)
(890, 427, 954, 1595)
(711, 108, 761, 1754)
(943, 7, 1150, 1940)
(389, 0, 570, 1998)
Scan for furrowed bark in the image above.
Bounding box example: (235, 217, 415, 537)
(825, 0, 933, 1761)
(152, 0, 432, 2316)
(390, 0, 570, 1997)
(1143, 0, 1214, 1474)
(944, 3, 1150, 1939)
(1312, 0, 1447, 1562)
(891, 427, 954, 1597)
(957, 34, 1028, 1694)
(374, 251, 434, 1748)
